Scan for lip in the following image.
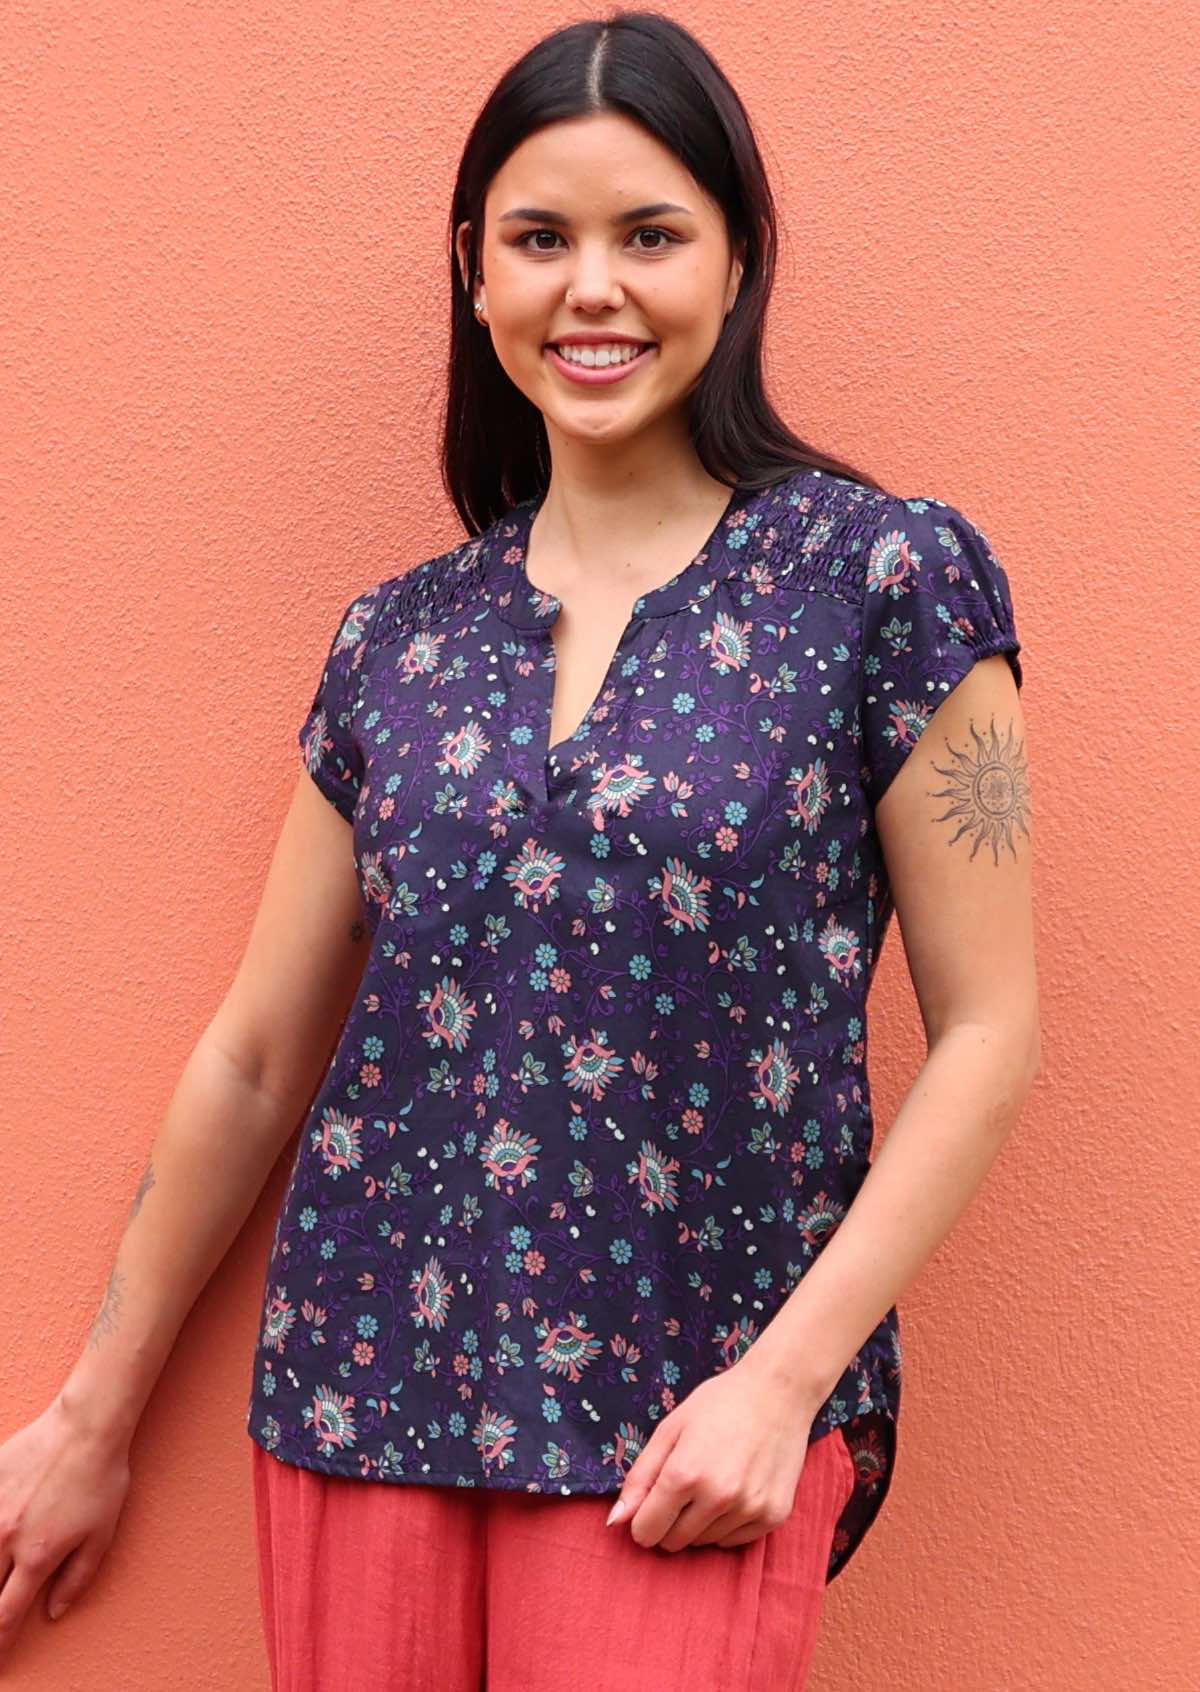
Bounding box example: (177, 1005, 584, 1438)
(546, 333, 654, 347)
(545, 342, 658, 385)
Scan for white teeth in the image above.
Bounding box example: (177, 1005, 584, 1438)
(554, 342, 648, 368)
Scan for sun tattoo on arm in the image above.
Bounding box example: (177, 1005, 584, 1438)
(927, 715, 1031, 864)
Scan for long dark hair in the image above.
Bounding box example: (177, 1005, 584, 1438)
(442, 10, 891, 534)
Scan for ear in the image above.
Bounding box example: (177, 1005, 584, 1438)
(726, 240, 746, 313)
(453, 220, 472, 293)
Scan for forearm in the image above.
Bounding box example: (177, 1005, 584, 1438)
(745, 1019, 1040, 1406)
(54, 1033, 300, 1446)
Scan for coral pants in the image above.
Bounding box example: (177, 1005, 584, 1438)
(251, 1426, 856, 1691)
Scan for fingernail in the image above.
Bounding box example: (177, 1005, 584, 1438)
(50, 1602, 68, 1620)
(605, 1500, 623, 1527)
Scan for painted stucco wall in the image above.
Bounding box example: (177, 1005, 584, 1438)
(3, 2, 1196, 1687)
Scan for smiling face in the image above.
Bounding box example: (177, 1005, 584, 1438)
(456, 111, 744, 456)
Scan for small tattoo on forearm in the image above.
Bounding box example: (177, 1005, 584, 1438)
(929, 715, 1031, 863)
(87, 1267, 126, 1349)
(350, 918, 366, 944)
(129, 1156, 156, 1220)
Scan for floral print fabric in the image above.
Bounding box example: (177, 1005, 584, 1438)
(246, 466, 1024, 1583)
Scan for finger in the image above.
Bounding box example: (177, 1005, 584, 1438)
(46, 1541, 97, 1619)
(626, 1473, 692, 1549)
(0, 1561, 46, 1648)
(656, 1496, 734, 1553)
(689, 1505, 752, 1548)
(610, 1417, 681, 1527)
(711, 1519, 769, 1548)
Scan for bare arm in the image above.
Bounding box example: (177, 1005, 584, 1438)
(57, 1042, 304, 1446)
(55, 769, 371, 1449)
(743, 653, 1041, 1402)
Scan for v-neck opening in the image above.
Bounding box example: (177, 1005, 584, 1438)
(543, 612, 650, 765)
(487, 480, 760, 800)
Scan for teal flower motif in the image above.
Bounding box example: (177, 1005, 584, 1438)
(299, 1206, 318, 1231)
(628, 954, 652, 981)
(588, 877, 616, 912)
(433, 784, 466, 816)
(673, 692, 695, 714)
(609, 1238, 633, 1265)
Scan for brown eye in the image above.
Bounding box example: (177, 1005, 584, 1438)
(631, 227, 675, 250)
(514, 229, 564, 251)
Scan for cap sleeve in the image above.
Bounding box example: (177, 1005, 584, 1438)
(860, 496, 1024, 810)
(296, 583, 383, 822)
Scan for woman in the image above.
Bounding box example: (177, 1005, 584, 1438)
(1, 10, 1039, 1689)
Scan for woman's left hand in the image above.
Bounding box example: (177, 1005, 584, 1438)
(604, 1351, 823, 1552)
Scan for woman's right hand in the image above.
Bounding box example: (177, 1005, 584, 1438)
(0, 1394, 133, 1664)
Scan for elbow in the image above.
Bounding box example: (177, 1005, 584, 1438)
(932, 1012, 1042, 1099)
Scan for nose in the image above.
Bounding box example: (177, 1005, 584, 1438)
(564, 243, 625, 310)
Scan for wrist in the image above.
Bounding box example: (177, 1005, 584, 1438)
(739, 1333, 832, 1418)
(55, 1367, 143, 1451)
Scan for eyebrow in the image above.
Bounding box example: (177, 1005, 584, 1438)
(497, 201, 693, 226)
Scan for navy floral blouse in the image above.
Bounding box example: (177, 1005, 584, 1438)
(246, 465, 1023, 1583)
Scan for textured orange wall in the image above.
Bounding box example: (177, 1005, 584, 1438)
(3, 3, 1196, 1687)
